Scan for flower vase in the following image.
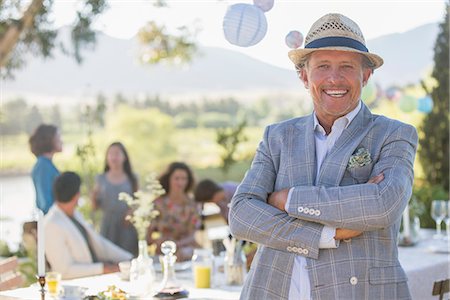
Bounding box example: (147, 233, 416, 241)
(130, 240, 155, 297)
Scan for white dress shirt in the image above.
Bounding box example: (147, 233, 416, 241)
(286, 101, 362, 300)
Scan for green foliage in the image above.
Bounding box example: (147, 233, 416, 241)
(199, 112, 232, 128)
(138, 21, 198, 65)
(216, 120, 248, 174)
(418, 4, 449, 192)
(1, 98, 28, 134)
(412, 183, 449, 229)
(195, 159, 252, 183)
(106, 105, 177, 174)
(174, 112, 198, 128)
(24, 105, 43, 134)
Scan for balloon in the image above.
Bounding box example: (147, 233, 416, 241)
(417, 95, 433, 113)
(385, 86, 402, 101)
(361, 81, 378, 106)
(399, 95, 417, 113)
(223, 4, 268, 47)
(285, 31, 303, 49)
(253, 0, 274, 12)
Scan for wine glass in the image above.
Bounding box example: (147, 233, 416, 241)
(431, 200, 446, 239)
(443, 201, 450, 240)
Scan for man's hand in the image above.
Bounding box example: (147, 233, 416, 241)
(103, 263, 119, 274)
(334, 228, 362, 240)
(368, 173, 384, 184)
(268, 188, 290, 211)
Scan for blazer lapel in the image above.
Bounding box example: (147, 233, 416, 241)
(291, 114, 316, 187)
(317, 103, 374, 187)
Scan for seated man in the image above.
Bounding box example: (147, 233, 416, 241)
(44, 171, 133, 279)
(194, 179, 238, 224)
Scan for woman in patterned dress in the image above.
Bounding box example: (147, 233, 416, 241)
(147, 162, 201, 261)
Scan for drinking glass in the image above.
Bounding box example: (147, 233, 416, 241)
(443, 201, 450, 240)
(431, 200, 446, 239)
(46, 272, 61, 297)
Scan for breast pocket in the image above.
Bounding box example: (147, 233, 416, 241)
(346, 163, 373, 184)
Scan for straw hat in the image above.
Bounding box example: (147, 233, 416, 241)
(288, 13, 383, 69)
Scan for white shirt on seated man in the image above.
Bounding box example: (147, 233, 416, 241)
(44, 171, 133, 279)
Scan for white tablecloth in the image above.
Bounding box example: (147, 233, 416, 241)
(1, 229, 448, 300)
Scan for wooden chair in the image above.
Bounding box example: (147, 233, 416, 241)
(0, 256, 23, 291)
(433, 279, 450, 300)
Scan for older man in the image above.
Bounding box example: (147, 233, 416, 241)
(45, 172, 133, 279)
(229, 13, 417, 300)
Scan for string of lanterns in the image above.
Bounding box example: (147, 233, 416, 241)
(222, 1, 432, 115)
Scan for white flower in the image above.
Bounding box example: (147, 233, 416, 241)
(119, 173, 164, 240)
(347, 147, 372, 169)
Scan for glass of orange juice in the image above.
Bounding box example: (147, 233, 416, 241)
(192, 249, 213, 288)
(46, 272, 61, 297)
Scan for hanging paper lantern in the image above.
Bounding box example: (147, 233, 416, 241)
(385, 86, 402, 101)
(417, 95, 433, 113)
(361, 81, 378, 106)
(399, 95, 417, 113)
(223, 3, 268, 47)
(285, 31, 303, 49)
(253, 0, 274, 12)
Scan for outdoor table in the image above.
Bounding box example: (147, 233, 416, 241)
(0, 229, 448, 300)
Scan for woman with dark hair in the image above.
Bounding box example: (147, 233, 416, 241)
(29, 124, 62, 214)
(147, 162, 201, 261)
(91, 142, 139, 256)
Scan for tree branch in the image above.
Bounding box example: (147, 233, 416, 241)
(0, 0, 44, 67)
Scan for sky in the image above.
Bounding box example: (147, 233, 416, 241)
(51, 0, 447, 69)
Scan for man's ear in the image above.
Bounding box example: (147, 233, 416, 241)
(71, 192, 81, 204)
(362, 69, 372, 87)
(299, 68, 309, 89)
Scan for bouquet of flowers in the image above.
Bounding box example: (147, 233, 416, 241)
(119, 173, 165, 240)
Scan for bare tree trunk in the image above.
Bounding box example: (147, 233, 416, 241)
(0, 0, 44, 67)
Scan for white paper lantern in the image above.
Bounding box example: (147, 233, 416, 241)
(253, 0, 274, 12)
(223, 3, 268, 47)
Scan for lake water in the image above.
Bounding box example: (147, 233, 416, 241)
(0, 175, 36, 251)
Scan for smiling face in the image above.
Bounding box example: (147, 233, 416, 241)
(300, 50, 372, 127)
(169, 169, 189, 194)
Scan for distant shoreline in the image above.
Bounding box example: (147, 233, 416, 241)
(0, 171, 30, 178)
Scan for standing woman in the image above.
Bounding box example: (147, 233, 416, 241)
(147, 162, 201, 261)
(29, 124, 62, 214)
(91, 142, 139, 256)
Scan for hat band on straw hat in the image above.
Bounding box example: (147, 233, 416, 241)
(305, 36, 368, 52)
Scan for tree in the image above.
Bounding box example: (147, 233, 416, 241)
(0, 0, 198, 77)
(418, 4, 449, 192)
(1, 98, 28, 135)
(25, 105, 43, 134)
(216, 120, 248, 174)
(51, 104, 62, 129)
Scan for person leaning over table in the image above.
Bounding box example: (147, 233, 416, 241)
(229, 13, 418, 300)
(194, 179, 239, 224)
(45, 172, 133, 279)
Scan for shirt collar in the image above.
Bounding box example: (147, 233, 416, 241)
(313, 101, 362, 133)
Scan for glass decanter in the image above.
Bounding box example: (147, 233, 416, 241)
(153, 241, 189, 299)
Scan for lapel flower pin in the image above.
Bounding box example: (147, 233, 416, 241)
(348, 147, 372, 169)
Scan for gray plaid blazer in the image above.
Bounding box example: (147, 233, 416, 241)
(229, 103, 418, 300)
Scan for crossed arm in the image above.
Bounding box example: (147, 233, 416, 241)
(229, 123, 417, 258)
